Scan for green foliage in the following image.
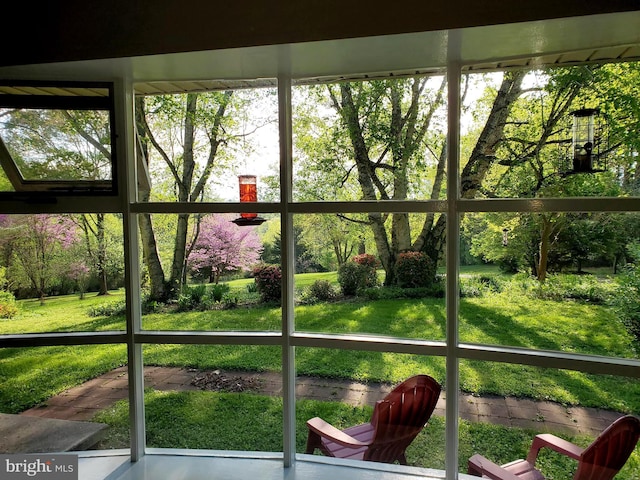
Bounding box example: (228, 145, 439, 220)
(394, 251, 436, 288)
(88, 300, 127, 317)
(209, 283, 231, 302)
(362, 280, 445, 300)
(0, 267, 18, 318)
(176, 284, 208, 312)
(523, 274, 615, 304)
(221, 293, 239, 309)
(299, 280, 338, 304)
(336, 262, 362, 296)
(459, 275, 505, 298)
(176, 284, 233, 312)
(252, 264, 282, 303)
(337, 255, 379, 296)
(0, 290, 18, 319)
(611, 247, 640, 343)
(87, 295, 159, 317)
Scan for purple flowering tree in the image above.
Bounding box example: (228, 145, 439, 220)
(187, 214, 262, 284)
(0, 214, 78, 302)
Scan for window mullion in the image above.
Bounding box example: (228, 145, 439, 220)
(445, 38, 462, 480)
(278, 53, 296, 468)
(119, 78, 147, 461)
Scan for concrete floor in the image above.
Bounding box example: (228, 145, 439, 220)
(78, 453, 479, 480)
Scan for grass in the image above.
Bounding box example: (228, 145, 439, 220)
(0, 291, 126, 334)
(92, 390, 640, 479)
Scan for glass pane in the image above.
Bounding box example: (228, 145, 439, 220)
(0, 109, 113, 183)
(459, 212, 640, 359)
(293, 213, 446, 340)
(142, 344, 282, 452)
(292, 75, 448, 202)
(459, 360, 640, 479)
(297, 347, 446, 470)
(0, 344, 129, 453)
(140, 213, 281, 332)
(0, 214, 126, 334)
(460, 63, 640, 199)
(136, 85, 279, 203)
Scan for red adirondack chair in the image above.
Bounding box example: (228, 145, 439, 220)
(305, 374, 441, 465)
(468, 414, 640, 480)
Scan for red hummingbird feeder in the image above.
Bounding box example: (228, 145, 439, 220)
(232, 175, 266, 226)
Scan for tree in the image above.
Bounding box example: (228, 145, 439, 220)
(464, 65, 640, 279)
(0, 215, 78, 302)
(137, 91, 235, 297)
(0, 107, 119, 294)
(297, 214, 364, 270)
(73, 214, 124, 295)
(294, 78, 447, 284)
(187, 214, 262, 284)
(135, 90, 272, 299)
(294, 73, 523, 285)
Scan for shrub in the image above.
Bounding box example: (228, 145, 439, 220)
(209, 283, 230, 303)
(394, 251, 435, 288)
(352, 254, 379, 288)
(362, 282, 445, 300)
(253, 264, 282, 302)
(528, 274, 613, 304)
(88, 296, 159, 317)
(337, 255, 379, 296)
(221, 293, 239, 309)
(300, 279, 338, 304)
(0, 290, 18, 319)
(88, 300, 127, 317)
(177, 284, 208, 312)
(459, 274, 505, 298)
(611, 263, 640, 343)
(353, 253, 378, 269)
(337, 262, 360, 296)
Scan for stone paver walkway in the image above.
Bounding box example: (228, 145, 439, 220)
(21, 367, 622, 438)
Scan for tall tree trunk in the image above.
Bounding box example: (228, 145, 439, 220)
(170, 213, 190, 294)
(168, 93, 197, 294)
(138, 190, 167, 301)
(460, 70, 526, 199)
(135, 96, 167, 302)
(415, 72, 526, 273)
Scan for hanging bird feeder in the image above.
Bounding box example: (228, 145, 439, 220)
(232, 175, 266, 226)
(502, 228, 509, 247)
(562, 108, 607, 175)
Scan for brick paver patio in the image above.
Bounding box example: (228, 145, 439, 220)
(21, 367, 622, 438)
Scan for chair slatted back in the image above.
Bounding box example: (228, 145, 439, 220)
(364, 375, 441, 463)
(575, 415, 640, 480)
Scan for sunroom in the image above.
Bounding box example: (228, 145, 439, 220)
(0, 6, 639, 480)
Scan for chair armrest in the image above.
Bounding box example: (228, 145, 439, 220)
(468, 454, 522, 480)
(526, 433, 584, 464)
(306, 417, 372, 448)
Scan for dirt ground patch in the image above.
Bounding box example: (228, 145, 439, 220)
(191, 370, 264, 393)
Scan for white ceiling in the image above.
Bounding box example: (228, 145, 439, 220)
(0, 11, 638, 95)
